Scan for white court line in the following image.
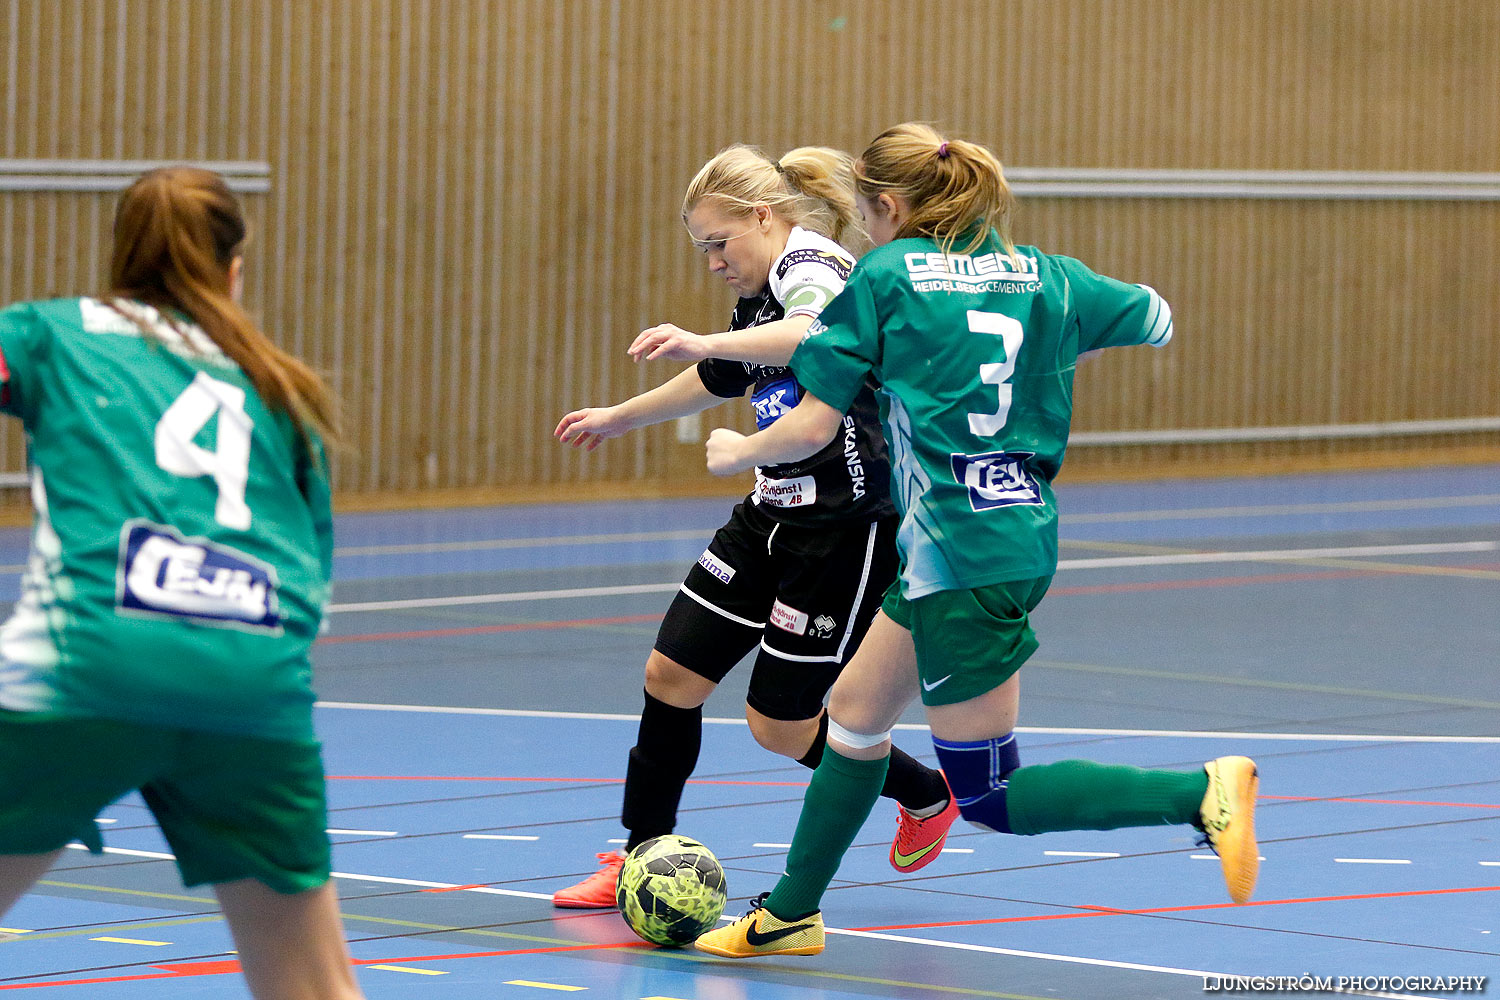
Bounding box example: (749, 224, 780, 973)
(752, 843, 791, 849)
(50, 842, 1424, 993)
(1335, 858, 1412, 865)
(94, 818, 117, 824)
(321, 495, 1500, 557)
(66, 845, 174, 860)
(326, 828, 398, 837)
(337, 528, 712, 557)
(1045, 851, 1120, 858)
(943, 848, 975, 854)
(327, 582, 677, 614)
(463, 834, 540, 841)
(61, 844, 554, 900)
(1480, 861, 1500, 867)
(323, 540, 1500, 614)
(818, 929, 1420, 998)
(314, 702, 1500, 743)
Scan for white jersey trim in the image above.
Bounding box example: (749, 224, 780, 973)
(677, 584, 764, 629)
(758, 519, 880, 664)
(768, 227, 854, 320)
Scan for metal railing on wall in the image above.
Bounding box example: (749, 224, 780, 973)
(0, 160, 271, 193)
(0, 166, 1495, 491)
(1006, 168, 1500, 201)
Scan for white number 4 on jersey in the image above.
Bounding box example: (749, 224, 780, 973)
(155, 373, 254, 530)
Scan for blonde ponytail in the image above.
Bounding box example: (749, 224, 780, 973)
(682, 144, 868, 254)
(854, 123, 1016, 259)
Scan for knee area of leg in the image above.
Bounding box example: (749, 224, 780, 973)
(746, 714, 808, 758)
(932, 733, 1021, 805)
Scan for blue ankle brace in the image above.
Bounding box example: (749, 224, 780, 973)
(931, 733, 1021, 834)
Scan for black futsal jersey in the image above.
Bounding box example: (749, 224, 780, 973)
(696, 227, 892, 526)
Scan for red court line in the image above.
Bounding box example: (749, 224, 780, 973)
(0, 941, 648, 990)
(849, 884, 1500, 933)
(318, 612, 664, 645)
(327, 774, 810, 787)
(1263, 794, 1500, 809)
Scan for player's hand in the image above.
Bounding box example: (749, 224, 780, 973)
(705, 427, 750, 476)
(629, 324, 710, 363)
(555, 407, 629, 451)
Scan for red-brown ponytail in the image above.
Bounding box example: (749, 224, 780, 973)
(108, 166, 341, 449)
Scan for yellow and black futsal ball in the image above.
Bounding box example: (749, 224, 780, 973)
(615, 834, 728, 947)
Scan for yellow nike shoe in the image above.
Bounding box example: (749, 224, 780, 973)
(1198, 756, 1260, 904)
(694, 893, 824, 958)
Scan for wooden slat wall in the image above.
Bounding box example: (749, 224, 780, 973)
(1, 0, 1496, 498)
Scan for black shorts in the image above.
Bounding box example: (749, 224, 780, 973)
(653, 501, 899, 722)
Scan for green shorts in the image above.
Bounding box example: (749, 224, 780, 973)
(882, 576, 1052, 706)
(0, 712, 331, 894)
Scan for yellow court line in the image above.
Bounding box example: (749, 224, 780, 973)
(25, 879, 1069, 1000)
(504, 981, 588, 992)
(0, 927, 32, 934)
(369, 964, 447, 975)
(90, 936, 171, 946)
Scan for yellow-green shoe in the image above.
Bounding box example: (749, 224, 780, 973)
(694, 893, 824, 958)
(1198, 755, 1260, 904)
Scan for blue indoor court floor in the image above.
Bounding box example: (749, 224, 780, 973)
(1, 463, 1497, 999)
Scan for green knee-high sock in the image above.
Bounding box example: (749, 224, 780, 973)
(764, 748, 890, 920)
(1004, 760, 1208, 835)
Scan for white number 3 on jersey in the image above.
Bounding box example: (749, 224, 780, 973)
(155, 373, 254, 530)
(966, 310, 1024, 436)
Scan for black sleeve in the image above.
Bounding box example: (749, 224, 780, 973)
(696, 357, 755, 398)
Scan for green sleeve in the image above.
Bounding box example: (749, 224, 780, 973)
(1056, 256, 1173, 352)
(788, 265, 882, 412)
(0, 302, 49, 421)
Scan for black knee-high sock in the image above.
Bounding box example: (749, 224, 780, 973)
(795, 712, 949, 813)
(621, 689, 702, 851)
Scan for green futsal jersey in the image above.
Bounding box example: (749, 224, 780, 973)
(0, 298, 332, 740)
(791, 233, 1172, 599)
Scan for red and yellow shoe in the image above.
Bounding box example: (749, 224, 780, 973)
(694, 893, 824, 958)
(890, 777, 960, 873)
(552, 851, 625, 908)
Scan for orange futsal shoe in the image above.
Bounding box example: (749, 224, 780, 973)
(552, 851, 625, 908)
(890, 779, 961, 873)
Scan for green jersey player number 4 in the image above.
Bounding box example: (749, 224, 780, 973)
(0, 294, 332, 741)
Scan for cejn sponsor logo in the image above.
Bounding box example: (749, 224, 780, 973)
(755, 472, 817, 508)
(769, 600, 809, 635)
(904, 251, 1040, 293)
(117, 521, 280, 630)
(697, 549, 736, 584)
(950, 451, 1043, 511)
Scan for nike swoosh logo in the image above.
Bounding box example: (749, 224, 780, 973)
(922, 674, 952, 692)
(892, 839, 941, 869)
(744, 919, 816, 947)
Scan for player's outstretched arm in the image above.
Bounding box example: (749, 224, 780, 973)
(556, 367, 722, 451)
(705, 392, 842, 475)
(629, 315, 814, 367)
